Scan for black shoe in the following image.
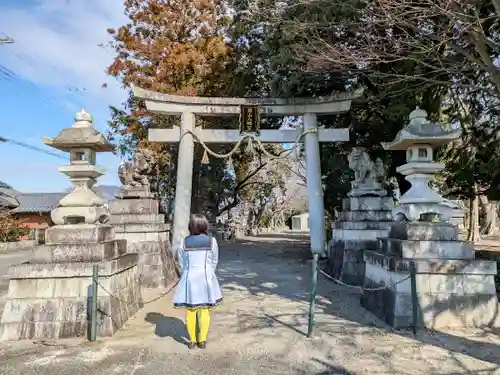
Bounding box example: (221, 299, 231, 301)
(187, 342, 197, 349)
(197, 341, 206, 349)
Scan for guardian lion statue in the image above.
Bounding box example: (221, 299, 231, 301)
(347, 147, 385, 184)
(347, 147, 386, 196)
(118, 148, 154, 190)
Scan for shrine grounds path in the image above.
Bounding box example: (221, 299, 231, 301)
(2, 233, 500, 374)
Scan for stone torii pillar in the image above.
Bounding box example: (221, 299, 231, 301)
(132, 86, 361, 255)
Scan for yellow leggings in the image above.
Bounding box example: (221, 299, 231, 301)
(186, 308, 210, 343)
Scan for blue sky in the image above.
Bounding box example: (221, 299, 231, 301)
(0, 0, 127, 192)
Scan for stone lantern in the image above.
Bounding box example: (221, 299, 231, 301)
(381, 107, 460, 222)
(360, 107, 500, 330)
(43, 109, 112, 227)
(0, 110, 142, 341)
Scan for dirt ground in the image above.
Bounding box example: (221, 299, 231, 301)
(2, 233, 500, 374)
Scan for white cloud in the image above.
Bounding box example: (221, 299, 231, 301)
(0, 0, 128, 113)
(0, 0, 129, 191)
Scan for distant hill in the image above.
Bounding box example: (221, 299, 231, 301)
(94, 185, 120, 200)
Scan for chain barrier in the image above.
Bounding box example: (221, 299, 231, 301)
(317, 267, 411, 292)
(94, 275, 180, 305)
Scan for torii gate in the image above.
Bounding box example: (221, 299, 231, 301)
(133, 86, 361, 252)
(132, 86, 360, 334)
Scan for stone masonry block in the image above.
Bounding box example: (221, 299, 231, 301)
(342, 196, 394, 212)
(418, 292, 500, 329)
(109, 213, 165, 225)
(114, 231, 169, 242)
(8, 253, 138, 279)
(333, 239, 378, 251)
(45, 224, 114, 245)
(378, 238, 474, 259)
(364, 250, 497, 275)
(113, 223, 170, 234)
(31, 240, 127, 263)
(332, 221, 393, 231)
(107, 199, 159, 215)
(0, 268, 143, 340)
(361, 269, 500, 329)
(340, 211, 393, 222)
(388, 221, 459, 241)
(332, 228, 388, 241)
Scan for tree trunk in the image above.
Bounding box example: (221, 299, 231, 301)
(467, 190, 481, 243)
(480, 196, 500, 236)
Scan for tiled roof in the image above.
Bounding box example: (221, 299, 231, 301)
(11, 193, 66, 213)
(0, 181, 13, 190)
(0, 191, 19, 208)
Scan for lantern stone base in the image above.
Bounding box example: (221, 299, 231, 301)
(0, 253, 142, 341)
(360, 221, 500, 329)
(327, 196, 393, 286)
(361, 252, 500, 329)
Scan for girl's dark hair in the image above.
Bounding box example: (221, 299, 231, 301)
(188, 213, 209, 235)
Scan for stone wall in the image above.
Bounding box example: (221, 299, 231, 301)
(362, 247, 500, 329)
(0, 252, 142, 340)
(0, 240, 38, 252)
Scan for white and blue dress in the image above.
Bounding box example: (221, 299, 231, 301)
(173, 234, 223, 309)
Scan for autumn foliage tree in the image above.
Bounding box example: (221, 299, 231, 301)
(107, 0, 233, 96)
(106, 0, 292, 225)
(0, 209, 27, 242)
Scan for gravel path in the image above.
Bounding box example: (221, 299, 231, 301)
(1, 233, 500, 374)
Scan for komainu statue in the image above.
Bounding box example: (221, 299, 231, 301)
(118, 148, 154, 190)
(347, 147, 386, 197)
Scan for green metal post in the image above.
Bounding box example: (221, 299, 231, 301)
(307, 253, 318, 338)
(90, 264, 99, 341)
(409, 261, 418, 335)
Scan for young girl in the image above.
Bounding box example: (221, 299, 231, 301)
(172, 214, 223, 349)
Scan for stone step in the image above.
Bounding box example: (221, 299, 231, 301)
(342, 196, 394, 211)
(332, 221, 393, 230)
(339, 211, 393, 222)
(378, 238, 475, 259)
(110, 213, 165, 225)
(388, 221, 458, 241)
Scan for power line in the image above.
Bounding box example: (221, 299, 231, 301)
(0, 136, 67, 160)
(0, 136, 110, 173)
(0, 64, 74, 113)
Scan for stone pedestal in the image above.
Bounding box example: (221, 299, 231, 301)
(0, 110, 142, 341)
(361, 215, 500, 329)
(327, 196, 393, 286)
(361, 107, 499, 329)
(0, 225, 142, 340)
(108, 187, 177, 288)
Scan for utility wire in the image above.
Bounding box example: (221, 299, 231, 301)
(0, 64, 73, 113)
(0, 136, 67, 160)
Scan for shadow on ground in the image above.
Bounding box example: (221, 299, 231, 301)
(144, 312, 188, 344)
(218, 233, 500, 372)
